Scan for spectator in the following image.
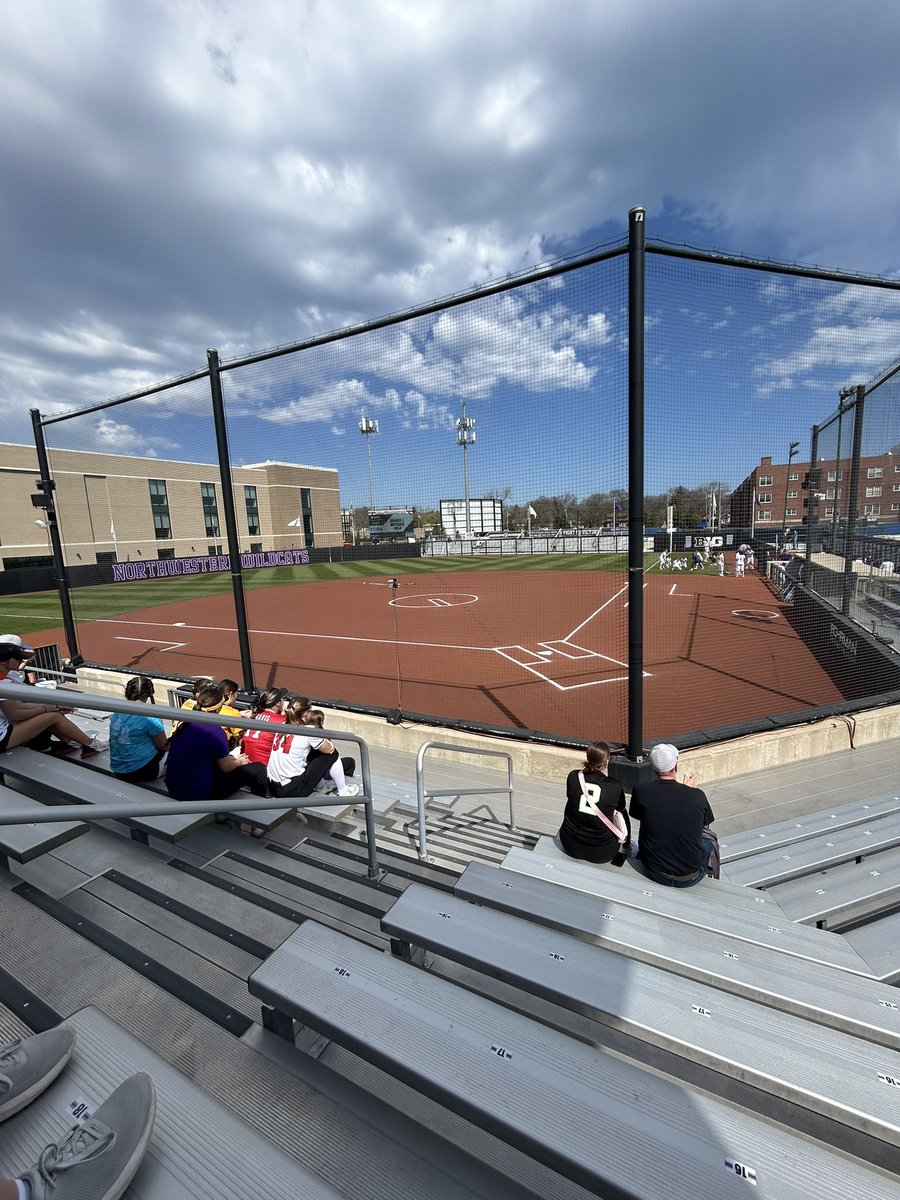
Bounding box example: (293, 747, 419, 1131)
(0, 635, 68, 755)
(628, 744, 716, 888)
(241, 688, 293, 767)
(0, 1026, 155, 1200)
(557, 741, 629, 864)
(267, 699, 360, 800)
(109, 676, 169, 783)
(173, 678, 242, 748)
(165, 683, 267, 802)
(0, 644, 107, 759)
(307, 708, 358, 795)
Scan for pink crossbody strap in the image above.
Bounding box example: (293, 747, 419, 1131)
(579, 772, 626, 841)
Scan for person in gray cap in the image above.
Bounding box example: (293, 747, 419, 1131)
(628, 743, 716, 887)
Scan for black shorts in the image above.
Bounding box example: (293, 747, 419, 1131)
(0, 726, 11, 754)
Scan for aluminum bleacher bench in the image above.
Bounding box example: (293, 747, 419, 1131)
(382, 883, 900, 1146)
(0, 748, 211, 844)
(530, 835, 784, 914)
(767, 844, 900, 929)
(0, 1006, 344, 1198)
(719, 792, 900, 863)
(0, 784, 88, 870)
(454, 860, 900, 1051)
(721, 811, 900, 889)
(248, 920, 900, 1199)
(141, 774, 293, 838)
(843, 912, 900, 984)
(500, 846, 871, 974)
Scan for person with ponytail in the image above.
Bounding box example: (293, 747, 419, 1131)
(557, 741, 630, 865)
(165, 683, 267, 802)
(240, 688, 295, 767)
(267, 699, 359, 800)
(109, 676, 169, 782)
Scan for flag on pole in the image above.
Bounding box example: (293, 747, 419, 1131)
(614, 500, 622, 512)
(110, 521, 116, 542)
(527, 505, 537, 518)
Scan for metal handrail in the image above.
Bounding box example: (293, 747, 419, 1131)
(414, 740, 516, 861)
(0, 680, 381, 878)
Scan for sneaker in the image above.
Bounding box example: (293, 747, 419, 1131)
(49, 741, 79, 757)
(0, 1027, 76, 1123)
(80, 736, 108, 760)
(337, 784, 360, 798)
(314, 779, 337, 795)
(21, 1072, 156, 1200)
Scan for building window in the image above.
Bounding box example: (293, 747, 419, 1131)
(201, 482, 220, 538)
(892, 503, 900, 512)
(3, 555, 53, 570)
(95, 551, 117, 565)
(788, 472, 799, 480)
(208, 544, 223, 556)
(758, 475, 773, 486)
(826, 488, 841, 500)
(893, 484, 900, 492)
(157, 549, 175, 560)
(244, 485, 260, 537)
(149, 479, 171, 540)
(785, 508, 797, 518)
(868, 467, 883, 478)
(250, 542, 263, 553)
(866, 486, 882, 497)
(827, 470, 843, 482)
(863, 504, 881, 516)
(786, 490, 798, 498)
(757, 510, 772, 521)
(825, 507, 835, 517)
(300, 487, 315, 548)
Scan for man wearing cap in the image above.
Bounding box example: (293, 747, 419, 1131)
(0, 643, 107, 757)
(628, 743, 716, 887)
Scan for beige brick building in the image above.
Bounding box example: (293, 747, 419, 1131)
(0, 444, 342, 568)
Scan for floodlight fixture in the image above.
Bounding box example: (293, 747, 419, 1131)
(359, 411, 380, 510)
(456, 402, 476, 535)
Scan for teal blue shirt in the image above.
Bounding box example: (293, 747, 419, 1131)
(109, 711, 164, 774)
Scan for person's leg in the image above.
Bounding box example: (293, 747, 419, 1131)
(116, 750, 165, 784)
(7, 713, 103, 756)
(209, 762, 267, 799)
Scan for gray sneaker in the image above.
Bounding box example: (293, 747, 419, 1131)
(0, 1027, 76, 1123)
(21, 1072, 156, 1200)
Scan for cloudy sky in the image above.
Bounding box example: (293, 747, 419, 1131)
(4, 0, 900, 511)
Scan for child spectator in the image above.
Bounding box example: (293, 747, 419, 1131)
(267, 699, 359, 799)
(241, 688, 294, 766)
(109, 676, 169, 782)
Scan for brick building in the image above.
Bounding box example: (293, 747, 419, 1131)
(730, 452, 899, 531)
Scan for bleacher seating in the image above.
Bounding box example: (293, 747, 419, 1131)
(718, 792, 900, 862)
(0, 785, 88, 870)
(500, 846, 871, 974)
(0, 1006, 345, 1198)
(843, 912, 900, 984)
(453, 860, 900, 1050)
(766, 844, 900, 928)
(248, 919, 900, 1199)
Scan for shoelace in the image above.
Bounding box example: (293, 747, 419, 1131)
(0, 1038, 23, 1096)
(36, 1119, 114, 1187)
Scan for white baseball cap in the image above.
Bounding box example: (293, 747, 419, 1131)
(0, 634, 33, 652)
(649, 743, 679, 773)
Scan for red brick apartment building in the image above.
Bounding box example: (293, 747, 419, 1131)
(730, 451, 900, 530)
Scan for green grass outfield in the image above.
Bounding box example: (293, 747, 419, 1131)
(0, 551, 715, 635)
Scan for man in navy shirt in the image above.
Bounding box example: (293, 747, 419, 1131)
(629, 744, 716, 887)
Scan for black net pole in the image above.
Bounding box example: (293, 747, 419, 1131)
(627, 206, 646, 760)
(841, 386, 865, 616)
(207, 349, 255, 691)
(30, 409, 80, 661)
(804, 423, 820, 574)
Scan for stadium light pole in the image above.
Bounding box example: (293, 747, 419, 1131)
(359, 411, 379, 510)
(456, 402, 476, 536)
(781, 440, 800, 541)
(34, 518, 51, 552)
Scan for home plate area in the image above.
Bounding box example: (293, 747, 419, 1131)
(494, 640, 641, 690)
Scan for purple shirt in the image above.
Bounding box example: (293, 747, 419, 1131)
(165, 723, 228, 800)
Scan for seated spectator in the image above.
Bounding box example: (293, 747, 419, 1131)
(267, 699, 359, 799)
(307, 708, 358, 795)
(0, 1026, 155, 1200)
(628, 743, 716, 888)
(0, 644, 107, 758)
(0, 635, 66, 755)
(241, 688, 294, 766)
(172, 678, 242, 747)
(557, 741, 629, 864)
(109, 676, 169, 783)
(165, 683, 267, 802)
